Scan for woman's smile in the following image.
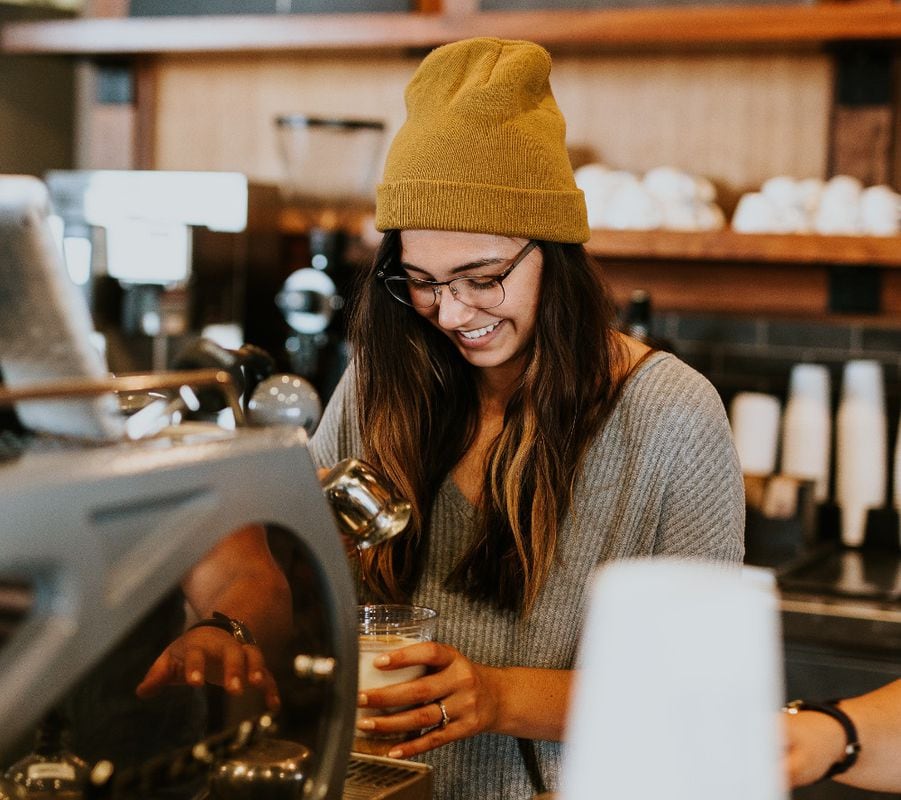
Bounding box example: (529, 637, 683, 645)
(456, 320, 502, 344)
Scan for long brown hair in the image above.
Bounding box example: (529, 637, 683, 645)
(350, 230, 626, 614)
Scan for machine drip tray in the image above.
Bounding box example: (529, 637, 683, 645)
(344, 753, 432, 800)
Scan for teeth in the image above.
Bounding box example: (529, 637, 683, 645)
(460, 322, 498, 340)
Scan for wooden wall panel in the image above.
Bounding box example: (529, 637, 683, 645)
(600, 259, 830, 316)
(151, 49, 833, 208)
(601, 259, 901, 320)
(553, 52, 833, 209)
(153, 53, 414, 184)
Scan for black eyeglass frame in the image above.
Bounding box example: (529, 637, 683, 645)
(377, 240, 539, 310)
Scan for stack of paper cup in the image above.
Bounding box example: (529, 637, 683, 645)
(835, 360, 888, 547)
(730, 392, 782, 476)
(561, 559, 785, 800)
(780, 364, 832, 502)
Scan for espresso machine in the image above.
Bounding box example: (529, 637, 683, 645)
(272, 115, 385, 402)
(0, 175, 431, 800)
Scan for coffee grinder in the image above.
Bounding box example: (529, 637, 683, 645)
(273, 115, 385, 402)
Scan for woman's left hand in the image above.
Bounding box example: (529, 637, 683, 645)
(355, 641, 503, 758)
(782, 709, 847, 788)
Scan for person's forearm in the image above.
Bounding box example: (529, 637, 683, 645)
(487, 666, 574, 741)
(196, 571, 292, 659)
(182, 524, 292, 662)
(835, 680, 901, 792)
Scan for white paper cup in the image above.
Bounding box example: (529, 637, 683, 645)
(730, 392, 782, 477)
(356, 604, 437, 738)
(780, 364, 831, 502)
(836, 360, 887, 546)
(562, 559, 785, 800)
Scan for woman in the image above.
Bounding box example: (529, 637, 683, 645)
(309, 37, 744, 799)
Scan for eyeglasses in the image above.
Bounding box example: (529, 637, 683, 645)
(378, 240, 538, 310)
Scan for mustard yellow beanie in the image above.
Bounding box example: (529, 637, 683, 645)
(375, 37, 589, 244)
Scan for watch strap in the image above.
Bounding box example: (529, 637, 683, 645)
(784, 699, 861, 780)
(188, 611, 256, 646)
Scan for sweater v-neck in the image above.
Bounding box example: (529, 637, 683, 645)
(442, 350, 672, 514)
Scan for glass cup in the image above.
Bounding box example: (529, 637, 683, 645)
(356, 604, 438, 740)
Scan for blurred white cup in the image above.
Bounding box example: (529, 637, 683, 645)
(836, 360, 888, 547)
(859, 185, 900, 236)
(761, 175, 799, 208)
(573, 163, 613, 229)
(814, 175, 863, 235)
(780, 364, 831, 502)
(695, 202, 726, 231)
(601, 180, 662, 230)
(730, 392, 782, 476)
(562, 559, 785, 800)
(797, 177, 825, 217)
(732, 192, 780, 233)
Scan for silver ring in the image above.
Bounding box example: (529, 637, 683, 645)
(436, 700, 449, 729)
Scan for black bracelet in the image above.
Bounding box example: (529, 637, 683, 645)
(188, 611, 256, 646)
(784, 699, 861, 780)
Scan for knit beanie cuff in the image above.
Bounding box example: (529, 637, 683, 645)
(376, 179, 590, 244)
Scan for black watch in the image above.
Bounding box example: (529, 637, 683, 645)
(784, 699, 861, 780)
(189, 611, 257, 646)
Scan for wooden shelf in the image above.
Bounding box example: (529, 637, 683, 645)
(585, 229, 901, 268)
(268, 213, 901, 269)
(4, 3, 901, 55)
(268, 193, 901, 269)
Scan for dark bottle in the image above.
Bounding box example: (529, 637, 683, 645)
(4, 710, 89, 800)
(621, 289, 675, 353)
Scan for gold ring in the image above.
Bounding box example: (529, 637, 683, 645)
(436, 700, 449, 729)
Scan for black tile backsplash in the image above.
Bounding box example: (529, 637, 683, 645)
(860, 326, 901, 353)
(656, 312, 901, 411)
(766, 319, 853, 350)
(675, 315, 760, 346)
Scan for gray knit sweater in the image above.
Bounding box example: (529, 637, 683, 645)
(308, 351, 745, 800)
